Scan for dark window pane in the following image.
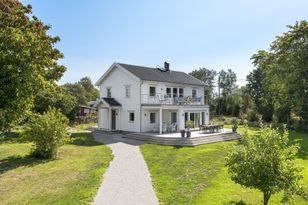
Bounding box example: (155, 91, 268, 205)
(150, 87, 156, 97)
(150, 113, 156, 123)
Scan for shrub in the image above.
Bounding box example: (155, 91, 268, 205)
(185, 120, 194, 129)
(23, 108, 69, 159)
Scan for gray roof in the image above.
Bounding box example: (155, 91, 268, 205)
(102, 98, 121, 106)
(118, 63, 205, 86)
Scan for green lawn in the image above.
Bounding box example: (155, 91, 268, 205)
(140, 126, 308, 205)
(0, 131, 113, 205)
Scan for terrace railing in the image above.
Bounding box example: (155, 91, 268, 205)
(141, 93, 203, 105)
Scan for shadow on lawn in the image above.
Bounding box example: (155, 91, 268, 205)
(0, 132, 25, 144)
(69, 132, 102, 147)
(228, 200, 248, 205)
(0, 155, 48, 175)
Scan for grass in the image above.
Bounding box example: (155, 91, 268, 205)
(72, 122, 97, 131)
(140, 126, 308, 205)
(0, 131, 113, 205)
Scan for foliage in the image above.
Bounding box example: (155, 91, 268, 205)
(0, 131, 113, 204)
(218, 69, 237, 97)
(231, 118, 238, 132)
(246, 66, 274, 122)
(141, 125, 308, 205)
(23, 108, 69, 159)
(78, 77, 99, 101)
(250, 20, 308, 127)
(33, 87, 77, 119)
(0, 0, 66, 132)
(189, 68, 217, 100)
(226, 125, 307, 205)
(185, 120, 194, 129)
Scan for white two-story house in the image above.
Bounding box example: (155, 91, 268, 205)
(95, 62, 210, 134)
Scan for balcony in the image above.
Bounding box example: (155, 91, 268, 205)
(141, 93, 203, 105)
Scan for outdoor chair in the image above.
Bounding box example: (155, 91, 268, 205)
(170, 123, 177, 132)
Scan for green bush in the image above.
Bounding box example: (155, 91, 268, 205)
(23, 108, 69, 159)
(185, 120, 194, 129)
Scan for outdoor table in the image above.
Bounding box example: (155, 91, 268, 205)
(199, 124, 223, 133)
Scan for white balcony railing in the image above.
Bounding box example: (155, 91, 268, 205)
(141, 93, 203, 105)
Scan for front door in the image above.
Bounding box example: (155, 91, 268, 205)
(111, 110, 116, 130)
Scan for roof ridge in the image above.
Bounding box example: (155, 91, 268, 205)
(117, 62, 185, 73)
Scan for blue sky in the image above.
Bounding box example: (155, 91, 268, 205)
(22, 0, 308, 86)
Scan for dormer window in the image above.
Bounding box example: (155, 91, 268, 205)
(107, 87, 111, 97)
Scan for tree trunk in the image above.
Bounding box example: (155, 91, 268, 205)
(263, 192, 271, 205)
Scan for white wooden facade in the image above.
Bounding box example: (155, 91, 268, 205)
(95, 63, 210, 134)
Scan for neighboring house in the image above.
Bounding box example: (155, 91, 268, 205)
(95, 62, 210, 134)
(78, 105, 96, 117)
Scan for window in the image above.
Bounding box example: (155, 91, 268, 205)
(173, 88, 178, 98)
(125, 85, 131, 98)
(129, 112, 135, 122)
(171, 112, 177, 123)
(179, 88, 184, 97)
(150, 113, 156, 123)
(192, 89, 197, 98)
(149, 86, 156, 97)
(166, 88, 171, 97)
(107, 87, 111, 97)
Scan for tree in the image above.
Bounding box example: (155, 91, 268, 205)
(33, 87, 77, 119)
(189, 68, 217, 98)
(0, 0, 66, 131)
(251, 21, 308, 127)
(216, 69, 237, 116)
(246, 65, 274, 122)
(62, 83, 88, 105)
(218, 69, 237, 97)
(189, 68, 217, 116)
(23, 108, 69, 159)
(226, 126, 307, 205)
(78, 76, 99, 101)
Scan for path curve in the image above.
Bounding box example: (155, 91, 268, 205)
(93, 133, 159, 205)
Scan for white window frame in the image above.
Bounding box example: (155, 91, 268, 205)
(149, 86, 156, 97)
(125, 85, 131, 98)
(106, 87, 112, 97)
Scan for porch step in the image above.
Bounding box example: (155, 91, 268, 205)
(122, 132, 240, 146)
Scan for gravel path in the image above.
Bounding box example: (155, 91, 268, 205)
(92, 133, 159, 205)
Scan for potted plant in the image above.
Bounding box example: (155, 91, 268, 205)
(232, 119, 238, 133)
(180, 129, 186, 138)
(185, 120, 194, 138)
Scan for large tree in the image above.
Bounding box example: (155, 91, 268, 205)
(0, 0, 66, 131)
(250, 21, 308, 126)
(78, 76, 99, 101)
(218, 69, 237, 97)
(33, 87, 77, 119)
(189, 68, 217, 98)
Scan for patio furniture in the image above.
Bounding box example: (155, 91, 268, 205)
(199, 124, 223, 133)
(170, 122, 177, 132)
(153, 125, 159, 133)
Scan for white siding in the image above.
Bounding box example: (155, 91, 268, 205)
(98, 66, 141, 132)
